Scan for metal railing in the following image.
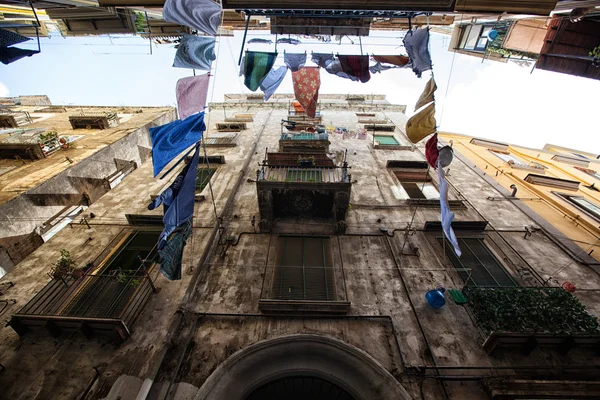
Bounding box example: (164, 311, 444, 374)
(257, 165, 350, 183)
(11, 268, 156, 341)
(280, 132, 328, 141)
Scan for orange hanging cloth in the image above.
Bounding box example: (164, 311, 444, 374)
(292, 67, 321, 118)
(373, 55, 410, 67)
(292, 101, 304, 113)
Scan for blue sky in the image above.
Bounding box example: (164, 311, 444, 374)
(2, 30, 599, 152)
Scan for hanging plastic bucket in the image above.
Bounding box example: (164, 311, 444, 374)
(488, 30, 498, 40)
(426, 289, 446, 309)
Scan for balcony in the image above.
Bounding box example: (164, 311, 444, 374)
(10, 270, 156, 343)
(279, 132, 330, 153)
(69, 112, 119, 129)
(256, 153, 351, 233)
(463, 287, 600, 355)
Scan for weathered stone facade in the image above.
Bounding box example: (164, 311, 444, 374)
(0, 98, 176, 274)
(0, 94, 599, 400)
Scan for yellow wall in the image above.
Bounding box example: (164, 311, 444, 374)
(440, 132, 600, 262)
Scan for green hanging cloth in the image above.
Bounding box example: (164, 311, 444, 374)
(244, 51, 278, 92)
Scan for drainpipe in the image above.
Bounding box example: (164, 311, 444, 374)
(135, 108, 275, 400)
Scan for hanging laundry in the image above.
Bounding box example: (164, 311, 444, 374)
(148, 146, 200, 280)
(277, 38, 301, 45)
(437, 159, 462, 257)
(0, 47, 39, 65)
(406, 102, 436, 144)
(158, 216, 193, 280)
(311, 53, 334, 68)
(284, 52, 306, 72)
(292, 101, 305, 113)
(415, 76, 437, 111)
(150, 112, 205, 176)
(337, 55, 371, 83)
(239, 55, 245, 77)
(369, 62, 396, 74)
(243, 51, 278, 91)
(357, 129, 368, 140)
(403, 28, 432, 78)
(260, 66, 288, 101)
(173, 35, 215, 70)
(248, 38, 273, 44)
(0, 28, 30, 48)
(292, 67, 320, 118)
(373, 55, 410, 67)
(425, 133, 439, 169)
(176, 74, 210, 120)
(325, 58, 359, 82)
(163, 0, 221, 36)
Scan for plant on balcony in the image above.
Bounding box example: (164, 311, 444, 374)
(298, 156, 315, 167)
(50, 249, 76, 280)
(117, 270, 141, 286)
(463, 287, 600, 336)
(38, 130, 58, 144)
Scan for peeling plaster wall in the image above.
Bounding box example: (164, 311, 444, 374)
(0, 97, 599, 400)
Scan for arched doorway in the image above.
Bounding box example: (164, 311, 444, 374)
(194, 334, 413, 400)
(245, 376, 356, 400)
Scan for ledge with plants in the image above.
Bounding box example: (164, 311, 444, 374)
(463, 286, 600, 355)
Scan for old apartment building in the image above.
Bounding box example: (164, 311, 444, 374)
(0, 94, 599, 399)
(440, 133, 600, 264)
(0, 96, 175, 276)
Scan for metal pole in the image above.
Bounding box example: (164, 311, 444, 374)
(144, 11, 152, 55)
(359, 35, 363, 55)
(238, 13, 251, 65)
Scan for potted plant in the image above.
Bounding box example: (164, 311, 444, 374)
(51, 249, 76, 279)
(298, 156, 315, 167)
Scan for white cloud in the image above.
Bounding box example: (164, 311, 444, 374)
(0, 82, 9, 97)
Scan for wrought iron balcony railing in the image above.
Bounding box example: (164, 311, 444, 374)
(257, 165, 350, 183)
(280, 132, 328, 141)
(10, 269, 156, 343)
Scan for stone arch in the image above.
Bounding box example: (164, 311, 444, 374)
(194, 334, 413, 400)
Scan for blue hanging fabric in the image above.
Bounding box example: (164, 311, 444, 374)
(437, 159, 462, 256)
(148, 144, 199, 249)
(149, 112, 205, 177)
(260, 66, 288, 101)
(173, 35, 216, 70)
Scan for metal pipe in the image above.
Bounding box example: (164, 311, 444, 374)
(136, 108, 276, 400)
(238, 13, 251, 66)
(509, 184, 517, 197)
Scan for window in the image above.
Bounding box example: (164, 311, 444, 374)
(374, 135, 399, 145)
(272, 236, 335, 301)
(439, 237, 516, 287)
(394, 170, 439, 200)
(366, 125, 396, 132)
(524, 174, 579, 191)
(555, 193, 600, 221)
(216, 122, 246, 131)
(490, 150, 528, 168)
(459, 24, 493, 51)
(196, 168, 216, 193)
(69, 112, 119, 129)
(470, 138, 508, 151)
(575, 166, 600, 181)
(551, 154, 589, 168)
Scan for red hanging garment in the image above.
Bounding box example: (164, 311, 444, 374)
(425, 133, 439, 169)
(292, 67, 321, 118)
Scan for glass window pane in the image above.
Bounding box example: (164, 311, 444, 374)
(463, 238, 514, 287)
(401, 182, 426, 199)
(475, 37, 488, 50)
(571, 197, 600, 219)
(422, 182, 440, 199)
(463, 25, 481, 50)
